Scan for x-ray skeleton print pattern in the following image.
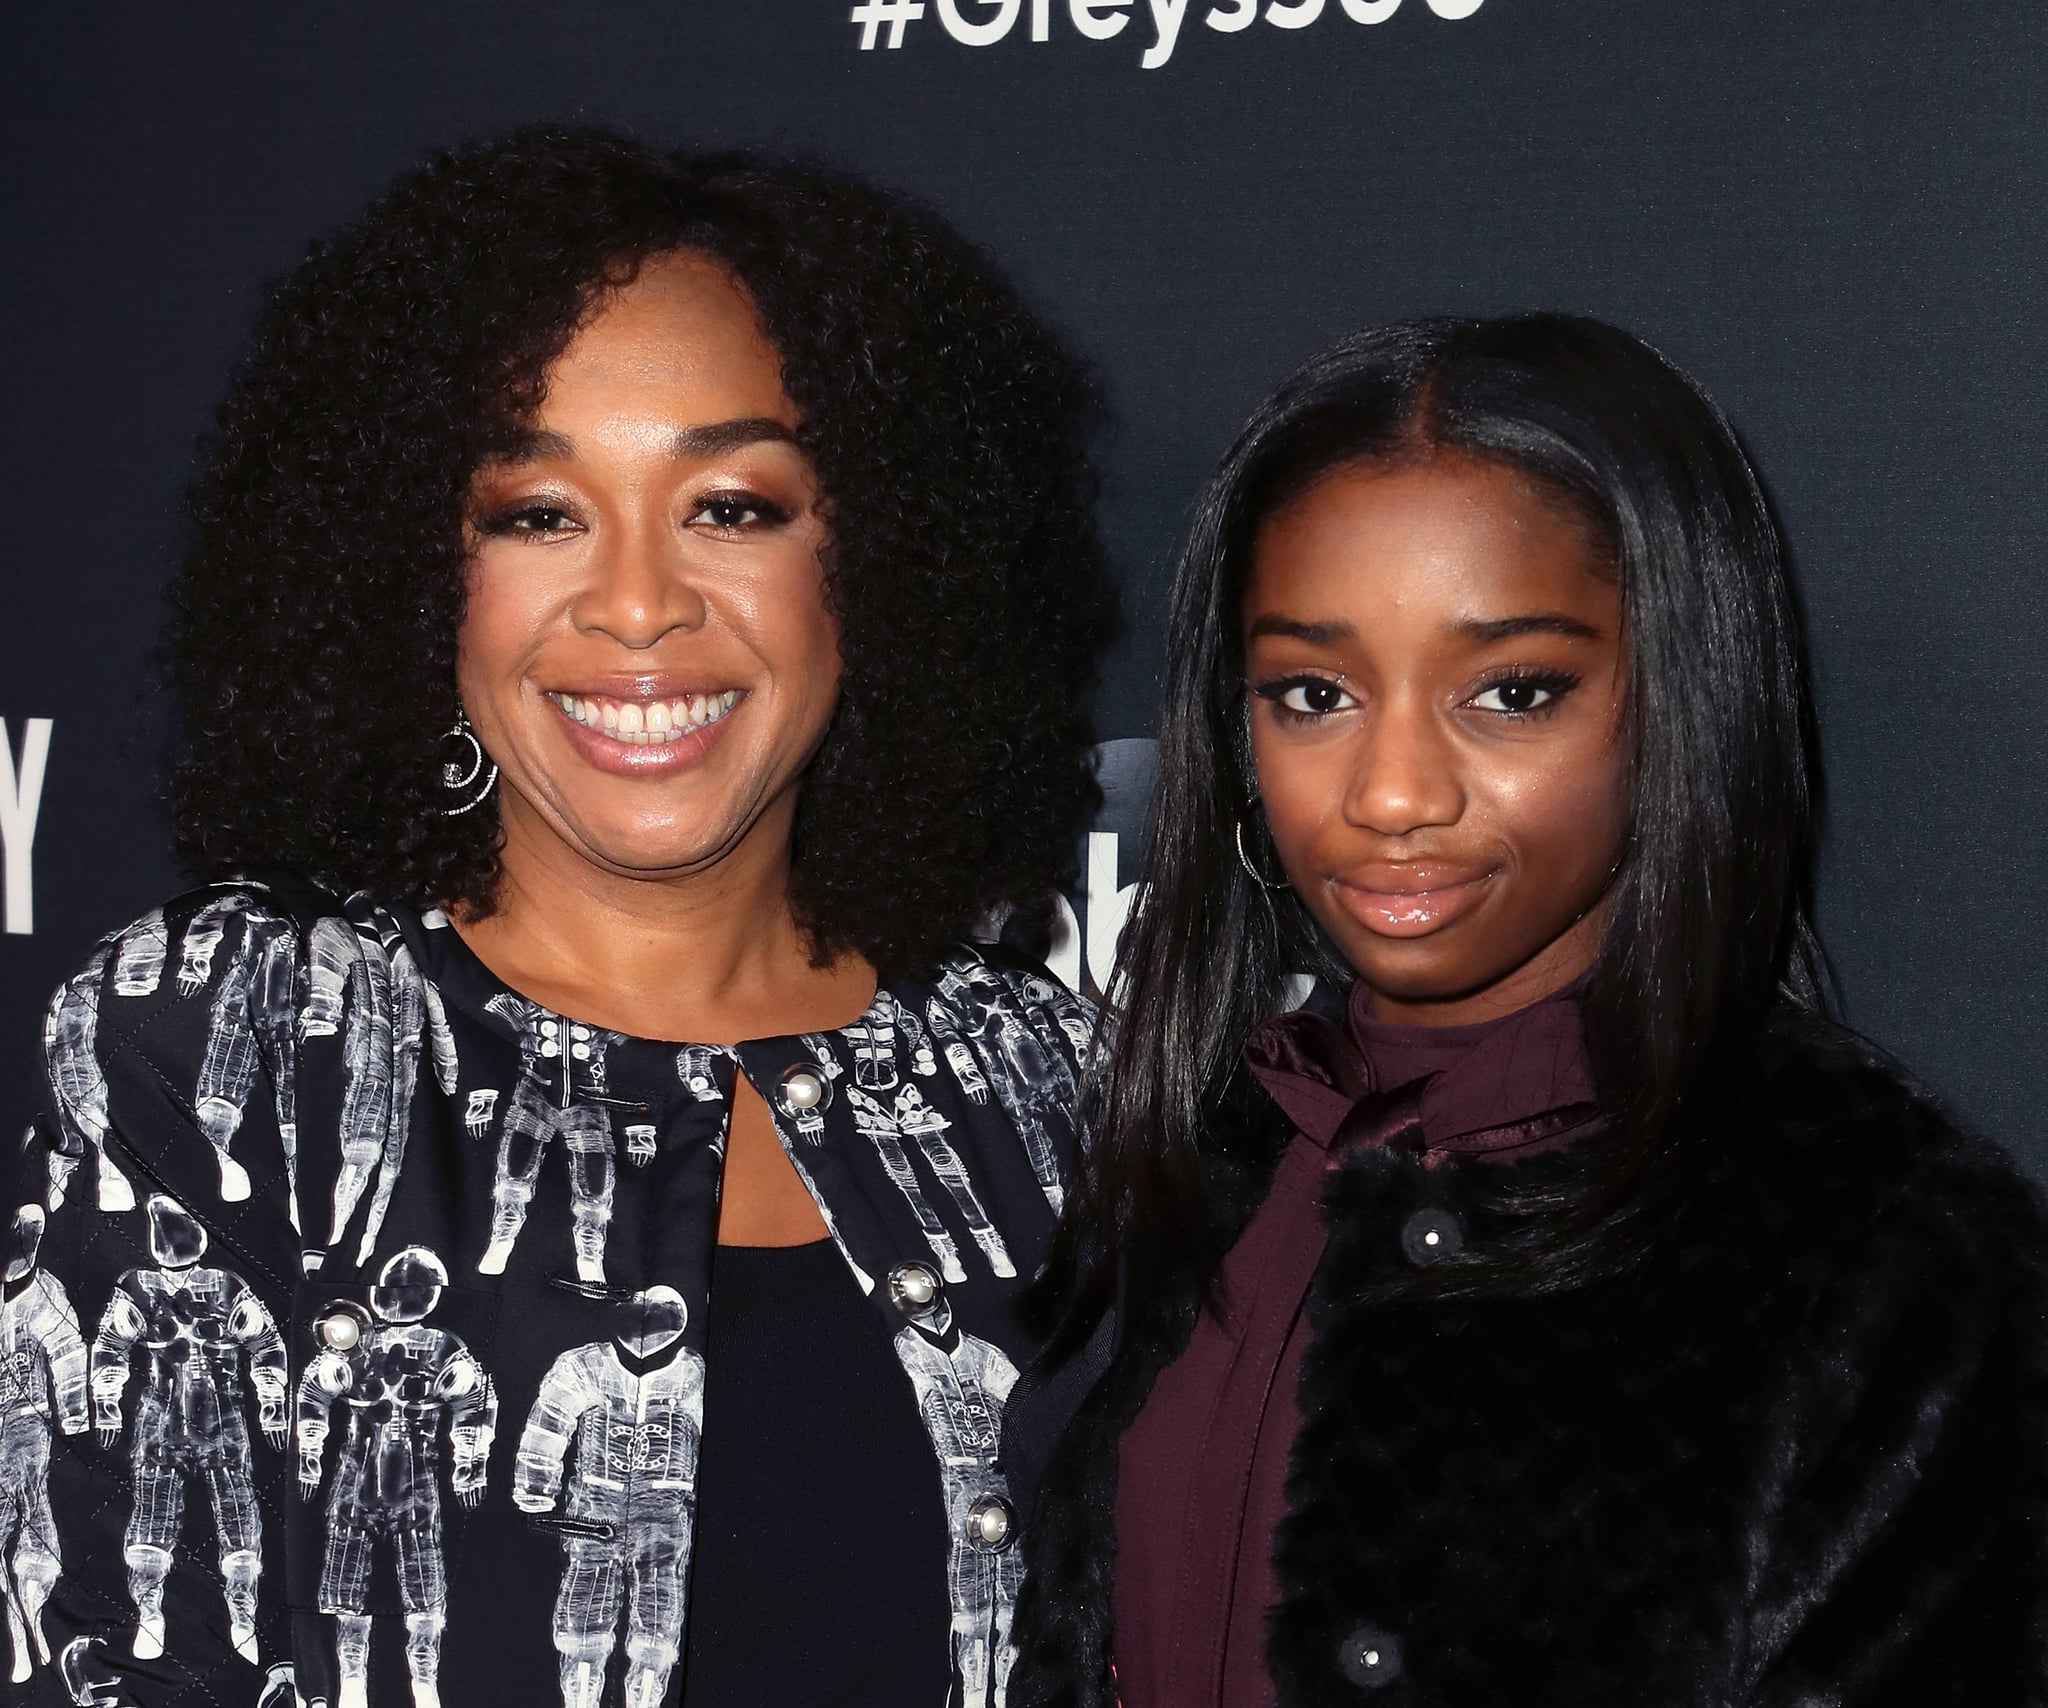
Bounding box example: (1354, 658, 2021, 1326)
(514, 1288, 702, 1708)
(297, 1246, 495, 1708)
(92, 1195, 289, 1667)
(475, 996, 633, 1283)
(801, 979, 1089, 1707)
(6, 883, 1091, 1706)
(894, 1290, 1023, 1708)
(0, 1206, 88, 1685)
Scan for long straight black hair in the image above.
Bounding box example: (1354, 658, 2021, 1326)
(1073, 314, 1825, 1302)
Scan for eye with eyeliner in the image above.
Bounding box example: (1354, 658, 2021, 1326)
(471, 486, 797, 541)
(688, 489, 794, 533)
(473, 496, 583, 539)
(1466, 667, 1582, 717)
(1250, 673, 1356, 725)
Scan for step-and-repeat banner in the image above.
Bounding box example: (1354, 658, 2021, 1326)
(4, 0, 2045, 1172)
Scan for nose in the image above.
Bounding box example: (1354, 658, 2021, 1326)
(571, 519, 708, 648)
(1342, 694, 1464, 836)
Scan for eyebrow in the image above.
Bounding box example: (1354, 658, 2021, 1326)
(501, 417, 799, 462)
(1453, 612, 1604, 643)
(1245, 615, 1356, 645)
(1246, 610, 1605, 646)
(671, 417, 799, 456)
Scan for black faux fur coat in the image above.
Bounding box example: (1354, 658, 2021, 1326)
(1008, 1012, 2048, 1706)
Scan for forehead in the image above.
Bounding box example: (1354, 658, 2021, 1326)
(540, 250, 793, 425)
(1245, 455, 1615, 627)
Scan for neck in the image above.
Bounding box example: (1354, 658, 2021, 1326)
(452, 795, 876, 1043)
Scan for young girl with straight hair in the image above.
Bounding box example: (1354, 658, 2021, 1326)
(1011, 314, 2048, 1707)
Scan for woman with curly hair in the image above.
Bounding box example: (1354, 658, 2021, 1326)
(4, 128, 1110, 1708)
(1009, 317, 2048, 1706)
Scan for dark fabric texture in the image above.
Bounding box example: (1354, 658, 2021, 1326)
(1011, 1008, 2048, 1707)
(680, 1238, 950, 1706)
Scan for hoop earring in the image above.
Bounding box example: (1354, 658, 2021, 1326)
(439, 713, 499, 818)
(1235, 818, 1286, 891)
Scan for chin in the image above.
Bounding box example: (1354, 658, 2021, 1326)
(567, 824, 737, 879)
(1335, 939, 1512, 1009)
(1323, 925, 1457, 986)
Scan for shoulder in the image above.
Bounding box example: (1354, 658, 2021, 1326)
(1702, 1006, 2048, 1342)
(23, 878, 398, 1225)
(1728, 1007, 2042, 1239)
(35, 881, 324, 1120)
(53, 876, 343, 1010)
(915, 942, 1097, 1037)
(51, 876, 416, 1041)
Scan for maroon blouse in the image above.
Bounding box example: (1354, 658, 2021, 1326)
(1110, 979, 1600, 1708)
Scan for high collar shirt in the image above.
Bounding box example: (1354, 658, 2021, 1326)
(1112, 979, 1600, 1708)
(6, 881, 1090, 1707)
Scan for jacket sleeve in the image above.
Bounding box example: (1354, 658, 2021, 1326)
(1744, 1136, 2048, 1705)
(2, 888, 312, 1706)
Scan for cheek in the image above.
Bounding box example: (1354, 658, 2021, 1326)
(454, 555, 549, 682)
(1247, 720, 1350, 860)
(758, 546, 842, 706)
(792, 597, 843, 698)
(1485, 730, 1630, 887)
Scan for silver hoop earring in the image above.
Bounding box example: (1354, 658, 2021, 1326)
(1235, 818, 1285, 891)
(439, 714, 499, 818)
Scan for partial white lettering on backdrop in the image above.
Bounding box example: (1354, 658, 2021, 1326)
(0, 717, 53, 936)
(852, 0, 1485, 67)
(1044, 834, 1316, 1012)
(1045, 830, 1140, 997)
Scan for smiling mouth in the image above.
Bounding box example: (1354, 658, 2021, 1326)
(547, 690, 740, 746)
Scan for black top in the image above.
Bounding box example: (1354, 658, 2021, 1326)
(682, 1239, 950, 1705)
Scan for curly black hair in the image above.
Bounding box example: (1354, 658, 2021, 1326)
(171, 127, 1112, 974)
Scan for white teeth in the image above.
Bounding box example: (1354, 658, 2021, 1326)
(549, 690, 742, 745)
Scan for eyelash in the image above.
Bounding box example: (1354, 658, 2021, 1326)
(1466, 668, 1582, 718)
(1249, 668, 1583, 725)
(471, 489, 794, 539)
(1252, 675, 1351, 725)
(474, 500, 576, 539)
(691, 490, 792, 532)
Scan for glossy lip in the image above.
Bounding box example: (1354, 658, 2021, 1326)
(542, 683, 745, 778)
(1329, 863, 1496, 940)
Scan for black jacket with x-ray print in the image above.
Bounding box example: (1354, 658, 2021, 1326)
(3, 875, 1092, 1708)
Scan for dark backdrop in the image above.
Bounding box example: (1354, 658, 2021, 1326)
(4, 1, 2044, 1173)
